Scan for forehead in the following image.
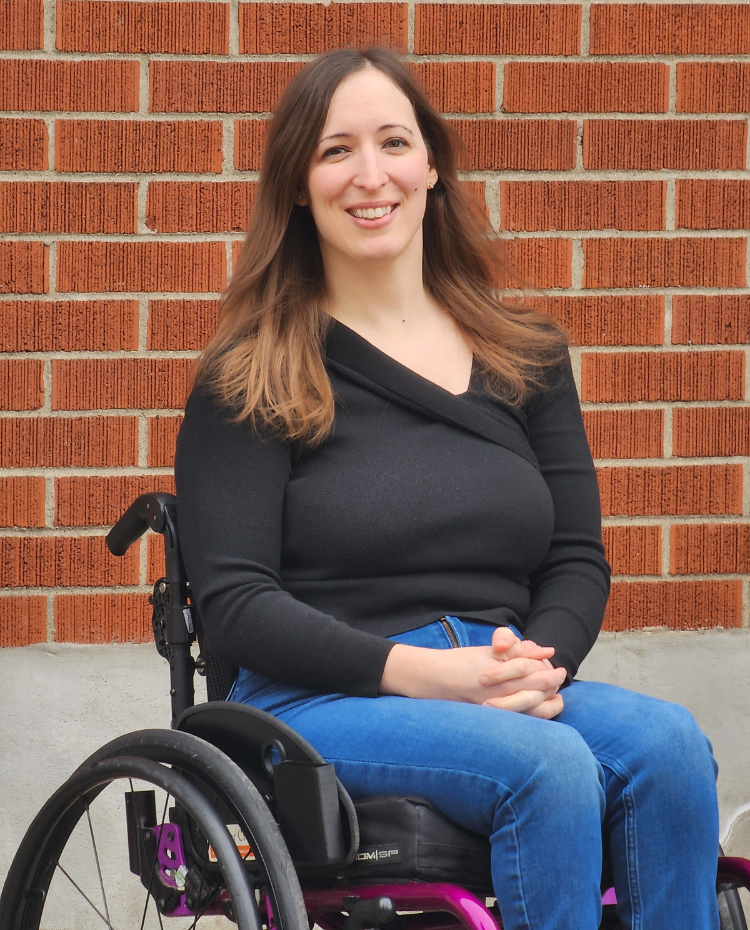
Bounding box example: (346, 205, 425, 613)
(322, 68, 417, 134)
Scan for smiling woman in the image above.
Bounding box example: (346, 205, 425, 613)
(196, 48, 565, 441)
(177, 48, 723, 930)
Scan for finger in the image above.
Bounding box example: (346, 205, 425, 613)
(503, 641, 556, 661)
(490, 627, 518, 655)
(480, 659, 566, 687)
(526, 694, 565, 720)
(483, 669, 567, 697)
(482, 689, 550, 714)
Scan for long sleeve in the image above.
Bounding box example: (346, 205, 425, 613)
(174, 388, 395, 697)
(521, 356, 611, 679)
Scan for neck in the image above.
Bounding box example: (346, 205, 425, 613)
(320, 230, 435, 335)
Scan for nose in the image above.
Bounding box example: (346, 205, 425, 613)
(352, 144, 388, 192)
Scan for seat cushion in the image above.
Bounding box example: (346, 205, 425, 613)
(341, 796, 492, 890)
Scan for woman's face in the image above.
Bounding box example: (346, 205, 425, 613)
(302, 67, 438, 266)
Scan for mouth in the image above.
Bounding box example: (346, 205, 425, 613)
(346, 204, 398, 221)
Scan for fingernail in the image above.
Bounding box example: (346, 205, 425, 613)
(479, 675, 489, 685)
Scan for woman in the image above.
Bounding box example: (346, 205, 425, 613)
(175, 48, 720, 930)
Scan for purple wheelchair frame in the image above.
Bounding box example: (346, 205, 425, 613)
(151, 815, 750, 928)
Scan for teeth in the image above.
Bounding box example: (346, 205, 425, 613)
(351, 205, 394, 219)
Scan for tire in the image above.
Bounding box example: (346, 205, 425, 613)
(719, 886, 748, 930)
(79, 729, 309, 930)
(0, 754, 260, 930)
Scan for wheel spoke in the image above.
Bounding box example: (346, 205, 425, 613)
(56, 863, 118, 929)
(86, 801, 113, 930)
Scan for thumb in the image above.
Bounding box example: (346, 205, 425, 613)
(491, 626, 518, 654)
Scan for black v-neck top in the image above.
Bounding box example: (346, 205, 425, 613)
(174, 321, 610, 697)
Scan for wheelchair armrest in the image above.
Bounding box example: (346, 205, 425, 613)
(106, 492, 178, 556)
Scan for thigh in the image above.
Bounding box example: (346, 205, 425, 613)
(279, 690, 602, 838)
(556, 680, 717, 781)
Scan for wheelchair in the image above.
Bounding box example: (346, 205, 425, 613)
(2, 493, 750, 930)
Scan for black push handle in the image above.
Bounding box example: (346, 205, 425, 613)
(106, 492, 177, 556)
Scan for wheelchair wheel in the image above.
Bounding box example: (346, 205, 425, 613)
(0, 755, 260, 930)
(79, 729, 309, 930)
(719, 887, 748, 930)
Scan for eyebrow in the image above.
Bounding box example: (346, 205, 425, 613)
(318, 123, 414, 145)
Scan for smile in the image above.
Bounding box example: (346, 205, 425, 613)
(347, 204, 396, 219)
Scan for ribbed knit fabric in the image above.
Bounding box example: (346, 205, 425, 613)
(175, 321, 610, 697)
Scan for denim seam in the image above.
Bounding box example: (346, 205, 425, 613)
(593, 751, 641, 930)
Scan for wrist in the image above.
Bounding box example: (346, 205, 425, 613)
(380, 643, 449, 699)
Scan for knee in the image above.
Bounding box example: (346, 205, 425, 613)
(525, 726, 605, 812)
(631, 700, 717, 786)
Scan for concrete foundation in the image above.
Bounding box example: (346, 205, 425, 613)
(1, 630, 749, 918)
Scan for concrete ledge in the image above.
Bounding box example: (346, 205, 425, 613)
(2, 630, 750, 892)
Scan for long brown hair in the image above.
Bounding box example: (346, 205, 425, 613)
(196, 47, 565, 444)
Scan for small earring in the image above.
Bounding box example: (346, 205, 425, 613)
(428, 181, 435, 190)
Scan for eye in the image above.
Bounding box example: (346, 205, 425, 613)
(384, 137, 408, 150)
(322, 145, 348, 158)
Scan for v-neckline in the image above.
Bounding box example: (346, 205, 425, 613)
(325, 319, 539, 470)
(326, 318, 476, 398)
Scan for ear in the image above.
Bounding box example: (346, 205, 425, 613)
(427, 166, 438, 190)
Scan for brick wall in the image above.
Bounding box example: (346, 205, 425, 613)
(1, 0, 748, 647)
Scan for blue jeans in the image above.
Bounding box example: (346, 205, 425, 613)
(228, 618, 720, 930)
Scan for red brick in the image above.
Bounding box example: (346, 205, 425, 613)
(146, 182, 256, 233)
(52, 359, 191, 411)
(56, 242, 226, 294)
(408, 62, 494, 114)
(0, 477, 45, 528)
(415, 4, 580, 54)
(234, 120, 268, 171)
(454, 120, 577, 171)
(678, 63, 750, 114)
(581, 351, 744, 403)
(602, 525, 661, 576)
(501, 181, 665, 232)
(0, 119, 48, 171)
(0, 60, 139, 112)
(0, 416, 138, 468)
(598, 465, 743, 517)
(504, 62, 668, 114)
(148, 300, 219, 351)
(57, 1, 229, 54)
(583, 119, 747, 171)
(501, 239, 572, 289)
(676, 180, 750, 231)
(0, 596, 46, 646)
(462, 181, 488, 221)
(591, 4, 750, 55)
(0, 536, 139, 588)
(55, 593, 151, 643)
(541, 295, 664, 346)
(673, 408, 750, 458)
(56, 475, 176, 527)
(240, 2, 407, 53)
(583, 409, 663, 459)
(0, 241, 48, 294)
(231, 240, 244, 273)
(0, 182, 136, 234)
(671, 525, 750, 575)
(582, 238, 746, 289)
(0, 0, 43, 49)
(0, 299, 138, 352)
(148, 416, 183, 467)
(55, 120, 223, 174)
(150, 62, 304, 113)
(672, 295, 750, 346)
(603, 580, 742, 631)
(0, 359, 43, 410)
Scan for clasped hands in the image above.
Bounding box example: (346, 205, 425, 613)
(381, 627, 566, 719)
(478, 627, 565, 719)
